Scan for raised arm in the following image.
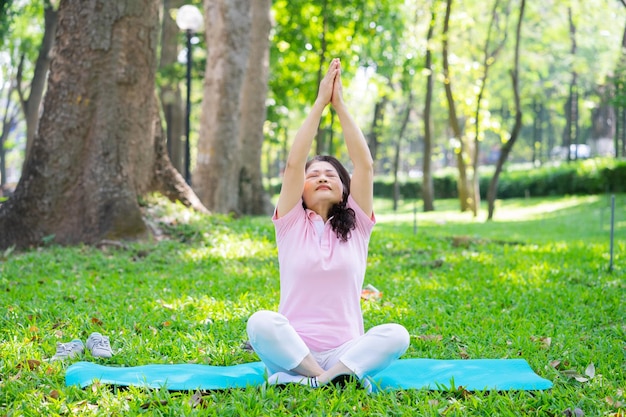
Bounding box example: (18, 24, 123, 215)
(331, 62, 374, 217)
(275, 59, 341, 218)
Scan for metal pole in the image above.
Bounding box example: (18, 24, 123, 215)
(609, 194, 615, 272)
(184, 30, 193, 185)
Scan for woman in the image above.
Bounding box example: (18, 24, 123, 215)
(246, 58, 410, 389)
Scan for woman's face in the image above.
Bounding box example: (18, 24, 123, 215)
(302, 160, 344, 210)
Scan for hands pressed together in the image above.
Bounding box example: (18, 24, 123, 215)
(316, 58, 345, 110)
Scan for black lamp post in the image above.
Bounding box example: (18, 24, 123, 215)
(176, 5, 203, 185)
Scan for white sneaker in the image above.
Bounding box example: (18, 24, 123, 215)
(86, 332, 113, 358)
(267, 372, 319, 388)
(360, 376, 374, 393)
(51, 339, 84, 361)
(329, 374, 374, 393)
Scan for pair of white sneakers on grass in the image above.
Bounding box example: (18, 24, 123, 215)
(52, 332, 113, 361)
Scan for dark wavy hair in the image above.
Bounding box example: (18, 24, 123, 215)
(304, 155, 356, 242)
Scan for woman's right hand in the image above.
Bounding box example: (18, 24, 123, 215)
(330, 61, 345, 110)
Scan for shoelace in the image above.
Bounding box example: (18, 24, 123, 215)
(55, 344, 71, 355)
(90, 337, 110, 349)
(54, 342, 81, 357)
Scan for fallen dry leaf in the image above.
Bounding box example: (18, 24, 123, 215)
(141, 400, 169, 410)
(458, 347, 470, 359)
(16, 359, 41, 370)
(562, 369, 589, 383)
(189, 391, 209, 408)
(452, 236, 472, 247)
(530, 335, 551, 349)
(418, 334, 443, 342)
(605, 396, 625, 408)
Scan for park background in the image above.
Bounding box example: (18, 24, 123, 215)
(0, 0, 624, 415)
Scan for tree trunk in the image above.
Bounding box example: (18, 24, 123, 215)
(149, 96, 208, 213)
(531, 99, 543, 165)
(237, 0, 272, 215)
(471, 0, 507, 217)
(392, 96, 412, 211)
(367, 97, 387, 164)
(194, 0, 251, 214)
(617, 17, 626, 158)
(442, 0, 470, 212)
(1, 81, 19, 190)
(421, 9, 436, 212)
(422, 8, 436, 212)
(563, 7, 578, 161)
(590, 87, 615, 141)
(159, 0, 186, 176)
(487, 0, 525, 220)
(0, 0, 205, 250)
(17, 1, 58, 168)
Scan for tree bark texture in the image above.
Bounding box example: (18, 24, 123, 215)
(195, 0, 251, 214)
(0, 0, 205, 250)
(237, 0, 272, 215)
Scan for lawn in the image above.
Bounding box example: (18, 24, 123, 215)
(1, 194, 624, 416)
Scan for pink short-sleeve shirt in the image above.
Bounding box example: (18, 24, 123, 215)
(272, 195, 375, 351)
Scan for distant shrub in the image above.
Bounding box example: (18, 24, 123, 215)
(372, 158, 626, 200)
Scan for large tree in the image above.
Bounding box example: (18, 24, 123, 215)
(237, 0, 273, 215)
(0, 0, 204, 250)
(194, 0, 272, 215)
(193, 0, 251, 214)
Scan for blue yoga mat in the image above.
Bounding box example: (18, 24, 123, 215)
(65, 358, 552, 392)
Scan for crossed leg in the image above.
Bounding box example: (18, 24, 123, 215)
(246, 310, 410, 386)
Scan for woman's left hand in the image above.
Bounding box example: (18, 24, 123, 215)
(316, 58, 340, 107)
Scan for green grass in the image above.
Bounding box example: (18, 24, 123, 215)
(1, 194, 624, 416)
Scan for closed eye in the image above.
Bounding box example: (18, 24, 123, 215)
(305, 168, 338, 179)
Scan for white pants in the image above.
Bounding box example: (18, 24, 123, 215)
(246, 310, 410, 379)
